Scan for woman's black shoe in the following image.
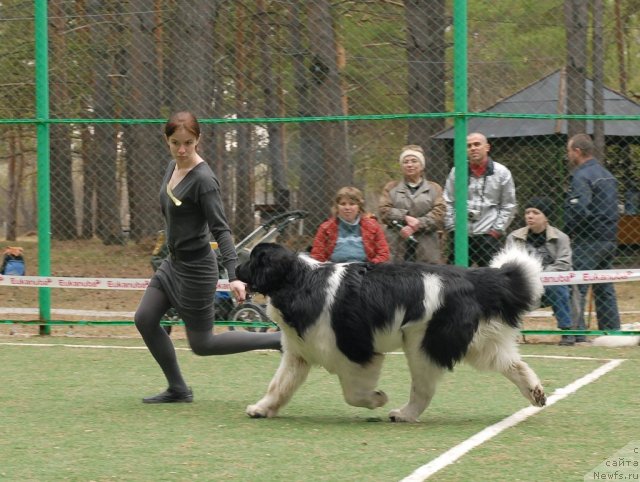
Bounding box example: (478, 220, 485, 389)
(143, 387, 193, 404)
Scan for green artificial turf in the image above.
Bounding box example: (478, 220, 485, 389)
(1, 340, 637, 481)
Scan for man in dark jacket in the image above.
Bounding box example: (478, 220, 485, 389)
(565, 134, 621, 337)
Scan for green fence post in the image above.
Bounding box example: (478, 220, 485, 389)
(35, 0, 51, 335)
(452, 0, 469, 267)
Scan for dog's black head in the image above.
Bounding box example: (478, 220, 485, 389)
(236, 243, 299, 295)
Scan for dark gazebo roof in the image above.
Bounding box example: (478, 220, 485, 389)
(434, 69, 640, 139)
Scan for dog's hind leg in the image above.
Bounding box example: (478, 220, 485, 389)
(389, 361, 444, 422)
(337, 353, 388, 409)
(500, 359, 546, 407)
(246, 351, 311, 418)
(388, 350, 445, 423)
(465, 322, 546, 407)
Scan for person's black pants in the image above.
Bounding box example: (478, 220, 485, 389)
(448, 233, 503, 267)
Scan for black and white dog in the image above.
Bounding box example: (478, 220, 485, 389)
(236, 243, 547, 422)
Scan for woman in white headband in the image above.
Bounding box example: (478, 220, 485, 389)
(378, 144, 446, 263)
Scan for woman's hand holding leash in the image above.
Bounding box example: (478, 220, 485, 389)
(230, 280, 246, 303)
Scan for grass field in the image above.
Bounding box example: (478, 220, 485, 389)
(1, 238, 639, 480)
(1, 339, 638, 481)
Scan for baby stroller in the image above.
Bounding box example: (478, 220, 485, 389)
(226, 209, 307, 332)
(150, 210, 307, 333)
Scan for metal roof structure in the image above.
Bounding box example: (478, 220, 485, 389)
(434, 69, 640, 139)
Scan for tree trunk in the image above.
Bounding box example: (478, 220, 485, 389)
(125, 0, 163, 242)
(5, 129, 20, 240)
(80, 124, 95, 239)
(404, 0, 447, 184)
(211, 5, 231, 215)
(74, 0, 93, 239)
(302, 0, 351, 233)
(613, 0, 627, 94)
(591, 0, 605, 161)
(49, 0, 77, 239)
(234, 2, 254, 238)
(564, 0, 587, 138)
(290, 1, 318, 235)
(166, 0, 216, 162)
(257, 0, 289, 213)
(88, 0, 125, 245)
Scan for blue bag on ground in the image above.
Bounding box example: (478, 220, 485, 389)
(1, 246, 25, 275)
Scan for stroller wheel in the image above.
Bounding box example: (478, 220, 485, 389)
(161, 308, 181, 335)
(228, 302, 277, 332)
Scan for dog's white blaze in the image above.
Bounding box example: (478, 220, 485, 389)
(421, 274, 444, 320)
(398, 274, 444, 328)
(298, 253, 322, 268)
(324, 265, 347, 308)
(304, 266, 346, 370)
(294, 314, 340, 368)
(277, 265, 348, 371)
(375, 274, 443, 353)
(266, 302, 338, 367)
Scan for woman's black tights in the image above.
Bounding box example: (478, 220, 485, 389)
(134, 286, 281, 391)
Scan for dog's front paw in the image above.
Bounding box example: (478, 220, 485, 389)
(246, 403, 277, 419)
(388, 408, 418, 423)
(530, 386, 546, 407)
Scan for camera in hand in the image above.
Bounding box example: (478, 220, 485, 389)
(390, 219, 418, 244)
(468, 209, 481, 221)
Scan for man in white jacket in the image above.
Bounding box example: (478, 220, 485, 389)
(444, 132, 517, 267)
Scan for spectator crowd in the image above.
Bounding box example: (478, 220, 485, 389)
(308, 132, 621, 346)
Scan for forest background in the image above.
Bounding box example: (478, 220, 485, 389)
(0, 0, 639, 256)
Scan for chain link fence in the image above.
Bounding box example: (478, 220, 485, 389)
(1, 0, 639, 282)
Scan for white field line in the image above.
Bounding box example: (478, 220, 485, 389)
(400, 358, 626, 482)
(386, 352, 617, 362)
(521, 354, 619, 362)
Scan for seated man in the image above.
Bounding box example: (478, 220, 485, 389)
(506, 197, 576, 346)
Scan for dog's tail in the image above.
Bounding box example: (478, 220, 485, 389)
(478, 245, 544, 328)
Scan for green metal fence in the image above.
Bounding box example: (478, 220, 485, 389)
(0, 0, 638, 333)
